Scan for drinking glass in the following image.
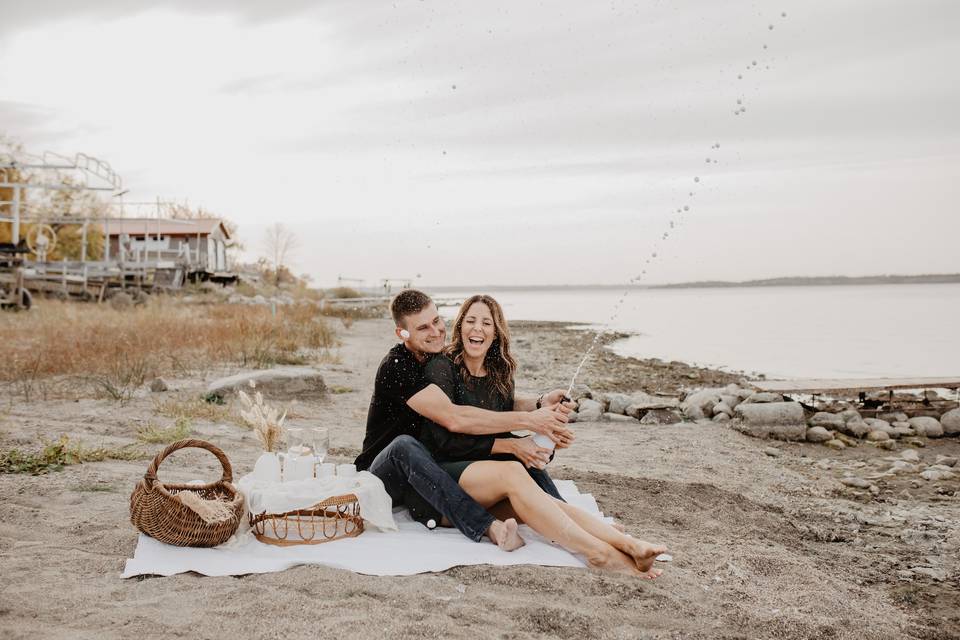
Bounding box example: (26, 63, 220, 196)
(286, 428, 310, 458)
(311, 427, 330, 463)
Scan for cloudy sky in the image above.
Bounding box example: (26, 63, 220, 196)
(1, 0, 957, 287)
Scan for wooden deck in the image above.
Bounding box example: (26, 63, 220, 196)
(749, 377, 960, 394)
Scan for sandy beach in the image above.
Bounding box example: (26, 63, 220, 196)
(1, 315, 957, 640)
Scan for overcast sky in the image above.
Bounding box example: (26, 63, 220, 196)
(1, 0, 957, 287)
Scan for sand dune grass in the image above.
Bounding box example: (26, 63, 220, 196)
(0, 299, 338, 401)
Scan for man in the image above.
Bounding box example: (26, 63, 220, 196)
(355, 289, 574, 547)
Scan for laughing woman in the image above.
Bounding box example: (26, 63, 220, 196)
(420, 294, 667, 578)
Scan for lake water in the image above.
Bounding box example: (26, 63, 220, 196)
(436, 284, 959, 380)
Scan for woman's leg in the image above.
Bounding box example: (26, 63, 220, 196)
(553, 501, 666, 577)
(458, 461, 647, 577)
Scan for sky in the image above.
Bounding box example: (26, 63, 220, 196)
(1, 0, 958, 287)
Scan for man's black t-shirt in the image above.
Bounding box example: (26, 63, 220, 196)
(354, 343, 431, 471)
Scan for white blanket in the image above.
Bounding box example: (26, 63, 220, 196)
(122, 480, 605, 578)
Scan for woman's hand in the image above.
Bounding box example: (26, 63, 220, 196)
(524, 405, 575, 446)
(510, 436, 553, 469)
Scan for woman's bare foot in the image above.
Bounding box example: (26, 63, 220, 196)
(619, 535, 667, 574)
(585, 545, 648, 576)
(487, 518, 525, 551)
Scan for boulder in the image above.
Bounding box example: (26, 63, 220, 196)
(606, 393, 633, 415)
(891, 422, 916, 438)
(569, 384, 594, 401)
(109, 291, 134, 309)
(909, 417, 944, 438)
(741, 392, 783, 404)
(567, 410, 579, 424)
(934, 455, 957, 467)
(713, 402, 733, 418)
(805, 426, 833, 443)
(839, 409, 863, 423)
(864, 418, 893, 433)
(840, 477, 872, 489)
(206, 367, 328, 401)
(602, 412, 635, 423)
(149, 377, 169, 393)
(625, 392, 679, 416)
(712, 413, 731, 423)
(576, 398, 604, 422)
(825, 439, 846, 450)
(879, 411, 909, 423)
(733, 402, 806, 440)
(920, 468, 955, 482)
(834, 433, 860, 447)
(639, 408, 682, 425)
(809, 412, 845, 429)
(867, 430, 890, 442)
(681, 388, 724, 420)
(940, 408, 960, 435)
(719, 394, 741, 409)
(899, 449, 920, 463)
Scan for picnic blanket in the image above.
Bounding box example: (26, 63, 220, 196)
(122, 480, 607, 577)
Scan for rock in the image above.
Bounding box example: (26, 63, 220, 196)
(712, 402, 733, 417)
(891, 424, 916, 438)
(602, 412, 635, 423)
(809, 412, 845, 429)
(867, 430, 890, 442)
(576, 398, 604, 422)
(841, 477, 872, 489)
(934, 455, 957, 467)
(900, 449, 920, 463)
(762, 446, 782, 457)
(252, 294, 268, 305)
(834, 433, 859, 447)
(920, 468, 955, 482)
(149, 377, 169, 393)
(910, 567, 947, 581)
(742, 392, 783, 404)
(109, 291, 134, 309)
(719, 394, 741, 409)
(909, 417, 944, 438)
(825, 439, 846, 450)
(864, 418, 893, 432)
(569, 384, 594, 401)
(940, 408, 960, 435)
(606, 393, 633, 415)
(733, 402, 806, 440)
(805, 426, 833, 443)
(639, 408, 682, 425)
(837, 418, 871, 439)
(625, 393, 680, 419)
(876, 440, 897, 450)
(923, 389, 941, 402)
(839, 409, 862, 423)
(712, 413, 731, 423)
(205, 367, 328, 401)
(879, 411, 909, 423)
(681, 388, 724, 420)
(888, 460, 918, 474)
(902, 437, 926, 448)
(567, 410, 579, 424)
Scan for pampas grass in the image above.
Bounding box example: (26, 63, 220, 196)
(238, 387, 286, 452)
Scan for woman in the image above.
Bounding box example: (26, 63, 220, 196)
(421, 294, 666, 578)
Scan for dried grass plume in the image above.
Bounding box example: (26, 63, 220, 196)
(238, 387, 286, 453)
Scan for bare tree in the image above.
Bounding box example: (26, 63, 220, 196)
(263, 223, 300, 287)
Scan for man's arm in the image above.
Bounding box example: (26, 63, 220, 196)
(408, 384, 572, 437)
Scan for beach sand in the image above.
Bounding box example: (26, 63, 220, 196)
(1, 318, 957, 639)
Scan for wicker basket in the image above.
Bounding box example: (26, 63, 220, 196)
(129, 439, 245, 547)
(250, 493, 364, 546)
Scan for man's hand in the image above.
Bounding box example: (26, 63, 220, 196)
(542, 388, 576, 411)
(510, 436, 552, 470)
(524, 404, 575, 447)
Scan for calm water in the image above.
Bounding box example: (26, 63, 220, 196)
(436, 284, 959, 379)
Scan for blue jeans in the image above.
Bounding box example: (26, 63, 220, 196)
(368, 435, 494, 542)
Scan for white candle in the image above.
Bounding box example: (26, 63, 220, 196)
(284, 454, 314, 482)
(336, 463, 357, 478)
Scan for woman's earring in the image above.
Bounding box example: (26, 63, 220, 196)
(400, 329, 410, 340)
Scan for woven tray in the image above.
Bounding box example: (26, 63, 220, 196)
(249, 493, 364, 546)
(129, 439, 245, 547)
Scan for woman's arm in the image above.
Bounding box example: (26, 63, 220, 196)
(513, 388, 575, 412)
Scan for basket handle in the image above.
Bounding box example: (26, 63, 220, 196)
(142, 438, 233, 489)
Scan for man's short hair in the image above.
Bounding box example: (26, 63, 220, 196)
(391, 289, 433, 326)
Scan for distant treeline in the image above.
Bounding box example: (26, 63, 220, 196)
(651, 274, 960, 289)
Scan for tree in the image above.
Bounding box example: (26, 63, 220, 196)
(263, 223, 299, 287)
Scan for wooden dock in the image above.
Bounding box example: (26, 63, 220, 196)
(749, 377, 960, 394)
